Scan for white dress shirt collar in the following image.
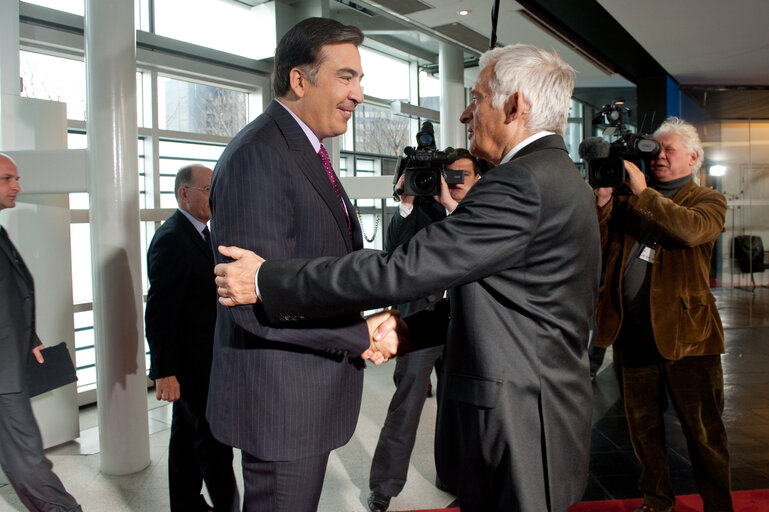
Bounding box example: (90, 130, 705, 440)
(500, 131, 555, 165)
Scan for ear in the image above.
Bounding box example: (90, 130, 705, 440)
(503, 92, 528, 124)
(689, 150, 699, 168)
(289, 67, 307, 98)
(177, 187, 188, 204)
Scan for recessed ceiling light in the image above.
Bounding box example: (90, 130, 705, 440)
(458, 9, 470, 16)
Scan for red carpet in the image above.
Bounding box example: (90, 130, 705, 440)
(393, 489, 769, 512)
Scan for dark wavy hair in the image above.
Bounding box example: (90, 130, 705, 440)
(272, 17, 364, 98)
(446, 147, 492, 176)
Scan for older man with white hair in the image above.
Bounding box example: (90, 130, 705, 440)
(594, 117, 733, 512)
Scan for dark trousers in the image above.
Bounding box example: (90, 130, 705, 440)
(169, 392, 239, 512)
(241, 450, 329, 512)
(0, 391, 82, 512)
(622, 355, 734, 512)
(369, 345, 444, 497)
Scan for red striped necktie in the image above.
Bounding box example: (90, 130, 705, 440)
(318, 144, 352, 237)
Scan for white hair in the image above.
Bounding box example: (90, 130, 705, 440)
(478, 44, 575, 136)
(653, 116, 704, 173)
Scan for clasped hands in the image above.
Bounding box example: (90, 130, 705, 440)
(214, 246, 408, 365)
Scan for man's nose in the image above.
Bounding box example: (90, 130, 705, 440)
(350, 81, 364, 105)
(459, 106, 472, 124)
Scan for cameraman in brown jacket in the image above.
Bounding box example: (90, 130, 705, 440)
(594, 117, 733, 512)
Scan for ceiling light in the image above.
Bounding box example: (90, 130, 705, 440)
(458, 9, 470, 16)
(709, 165, 726, 176)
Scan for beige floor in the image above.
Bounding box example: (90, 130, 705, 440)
(0, 361, 454, 512)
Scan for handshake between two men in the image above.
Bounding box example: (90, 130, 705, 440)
(214, 245, 409, 365)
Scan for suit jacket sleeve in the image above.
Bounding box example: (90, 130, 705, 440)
(212, 133, 369, 356)
(632, 185, 726, 245)
(145, 225, 189, 379)
(259, 164, 542, 321)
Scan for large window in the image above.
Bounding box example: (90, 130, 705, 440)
(158, 77, 249, 137)
(152, 0, 276, 60)
(18, 1, 264, 395)
(20, 51, 86, 121)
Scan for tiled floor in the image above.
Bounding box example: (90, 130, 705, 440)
(583, 287, 769, 502)
(1, 287, 767, 511)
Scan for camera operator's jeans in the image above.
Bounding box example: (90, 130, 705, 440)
(621, 355, 734, 512)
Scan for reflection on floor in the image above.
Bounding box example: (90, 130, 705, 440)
(584, 287, 769, 501)
(0, 287, 767, 511)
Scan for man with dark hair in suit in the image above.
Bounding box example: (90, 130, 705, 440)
(215, 43, 601, 512)
(145, 164, 238, 512)
(206, 17, 404, 512)
(368, 148, 484, 512)
(0, 153, 82, 512)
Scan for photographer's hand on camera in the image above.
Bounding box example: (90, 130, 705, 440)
(434, 175, 459, 213)
(594, 187, 613, 208)
(623, 160, 648, 196)
(394, 173, 415, 211)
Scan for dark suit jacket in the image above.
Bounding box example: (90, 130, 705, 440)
(385, 199, 445, 317)
(206, 99, 369, 461)
(259, 135, 601, 510)
(145, 209, 217, 398)
(0, 226, 41, 395)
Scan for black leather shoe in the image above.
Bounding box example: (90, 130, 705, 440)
(368, 491, 391, 512)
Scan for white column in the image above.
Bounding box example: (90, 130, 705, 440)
(439, 42, 466, 149)
(0, 0, 20, 146)
(84, 0, 150, 474)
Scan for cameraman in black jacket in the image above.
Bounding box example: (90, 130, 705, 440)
(368, 148, 485, 512)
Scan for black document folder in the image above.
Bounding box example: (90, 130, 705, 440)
(26, 342, 78, 398)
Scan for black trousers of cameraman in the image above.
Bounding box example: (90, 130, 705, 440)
(369, 345, 444, 497)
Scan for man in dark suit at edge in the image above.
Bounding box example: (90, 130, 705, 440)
(0, 153, 82, 511)
(145, 164, 239, 511)
(215, 44, 601, 512)
(205, 17, 404, 512)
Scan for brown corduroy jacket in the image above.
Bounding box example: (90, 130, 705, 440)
(594, 178, 727, 360)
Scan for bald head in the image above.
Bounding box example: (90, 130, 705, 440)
(0, 153, 21, 211)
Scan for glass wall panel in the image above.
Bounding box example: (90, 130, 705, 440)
(158, 76, 249, 137)
(70, 223, 93, 304)
(158, 140, 225, 208)
(153, 0, 276, 60)
(24, 0, 84, 15)
(360, 48, 410, 101)
(419, 71, 440, 112)
(20, 51, 86, 121)
(354, 104, 410, 157)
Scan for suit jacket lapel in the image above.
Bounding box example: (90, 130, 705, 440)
(267, 101, 356, 252)
(174, 211, 214, 264)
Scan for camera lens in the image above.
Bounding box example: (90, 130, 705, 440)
(417, 133, 434, 147)
(414, 171, 435, 192)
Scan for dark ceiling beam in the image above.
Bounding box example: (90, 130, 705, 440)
(515, 0, 668, 84)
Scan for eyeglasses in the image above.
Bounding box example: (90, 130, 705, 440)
(184, 185, 211, 193)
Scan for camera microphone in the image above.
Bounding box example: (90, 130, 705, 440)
(578, 137, 610, 162)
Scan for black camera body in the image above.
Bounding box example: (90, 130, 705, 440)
(394, 121, 461, 199)
(586, 104, 661, 190)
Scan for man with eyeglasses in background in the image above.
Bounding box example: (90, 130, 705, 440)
(146, 164, 239, 512)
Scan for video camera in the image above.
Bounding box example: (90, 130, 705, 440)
(393, 121, 463, 199)
(579, 103, 661, 190)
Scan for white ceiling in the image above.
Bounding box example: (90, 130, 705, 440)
(340, 0, 769, 114)
(597, 0, 769, 87)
